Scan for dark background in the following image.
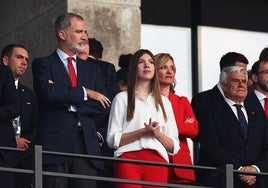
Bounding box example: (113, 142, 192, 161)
(141, 0, 268, 33)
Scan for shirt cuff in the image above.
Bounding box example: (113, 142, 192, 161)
(251, 165, 260, 172)
(82, 86, 87, 100)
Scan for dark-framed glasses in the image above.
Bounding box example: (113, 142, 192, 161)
(258, 70, 268, 75)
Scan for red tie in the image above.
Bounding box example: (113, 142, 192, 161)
(67, 57, 77, 87)
(264, 98, 268, 118)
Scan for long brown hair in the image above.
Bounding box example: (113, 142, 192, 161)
(127, 49, 167, 121)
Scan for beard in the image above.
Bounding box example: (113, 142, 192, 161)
(259, 81, 268, 92)
(65, 33, 87, 53)
(66, 40, 86, 54)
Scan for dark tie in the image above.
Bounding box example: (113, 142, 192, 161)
(264, 98, 268, 118)
(234, 104, 248, 138)
(67, 57, 77, 87)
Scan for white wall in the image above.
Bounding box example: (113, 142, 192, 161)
(141, 24, 192, 98)
(199, 26, 268, 91)
(141, 24, 268, 163)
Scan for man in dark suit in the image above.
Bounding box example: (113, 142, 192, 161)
(78, 38, 120, 188)
(246, 47, 268, 118)
(31, 13, 110, 188)
(191, 52, 249, 165)
(246, 60, 268, 118)
(192, 52, 249, 137)
(197, 66, 268, 188)
(0, 64, 20, 188)
(1, 44, 38, 188)
(79, 37, 120, 99)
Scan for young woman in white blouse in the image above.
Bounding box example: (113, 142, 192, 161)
(106, 49, 179, 188)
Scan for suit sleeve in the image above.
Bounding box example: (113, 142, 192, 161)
(178, 97, 198, 138)
(32, 57, 84, 105)
(77, 62, 110, 116)
(0, 66, 20, 123)
(199, 110, 241, 169)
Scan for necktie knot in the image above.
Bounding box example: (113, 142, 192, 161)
(234, 104, 242, 109)
(67, 57, 77, 87)
(67, 57, 73, 64)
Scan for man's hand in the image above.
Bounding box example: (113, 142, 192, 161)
(239, 166, 257, 186)
(86, 88, 111, 108)
(16, 137, 31, 149)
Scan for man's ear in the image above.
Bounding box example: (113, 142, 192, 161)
(58, 31, 66, 40)
(251, 74, 258, 83)
(221, 82, 227, 92)
(2, 56, 9, 66)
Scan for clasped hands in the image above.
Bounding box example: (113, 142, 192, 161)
(144, 118, 161, 138)
(239, 166, 257, 186)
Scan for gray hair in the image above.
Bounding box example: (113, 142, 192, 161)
(54, 13, 84, 40)
(219, 66, 248, 84)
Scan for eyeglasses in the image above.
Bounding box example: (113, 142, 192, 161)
(258, 70, 268, 75)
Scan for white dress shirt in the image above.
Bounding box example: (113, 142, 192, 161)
(106, 91, 180, 162)
(254, 90, 266, 110)
(224, 98, 248, 123)
(56, 48, 87, 112)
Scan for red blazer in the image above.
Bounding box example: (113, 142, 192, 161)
(168, 92, 198, 182)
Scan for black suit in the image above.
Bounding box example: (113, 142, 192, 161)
(87, 57, 120, 100)
(0, 65, 20, 188)
(85, 57, 120, 188)
(191, 85, 224, 164)
(191, 85, 224, 131)
(32, 51, 108, 188)
(246, 91, 266, 118)
(197, 97, 268, 188)
(15, 83, 38, 188)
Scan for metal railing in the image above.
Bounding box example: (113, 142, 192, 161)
(0, 145, 267, 188)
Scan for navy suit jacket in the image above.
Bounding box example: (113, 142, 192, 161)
(191, 85, 224, 142)
(197, 96, 268, 187)
(246, 91, 266, 119)
(85, 57, 120, 168)
(32, 51, 108, 169)
(87, 57, 120, 100)
(17, 83, 38, 160)
(0, 65, 20, 165)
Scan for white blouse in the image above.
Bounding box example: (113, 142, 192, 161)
(106, 91, 179, 162)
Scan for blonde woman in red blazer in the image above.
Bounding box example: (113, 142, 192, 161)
(155, 53, 199, 184)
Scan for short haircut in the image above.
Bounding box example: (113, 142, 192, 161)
(251, 60, 261, 75)
(220, 66, 248, 84)
(219, 52, 249, 71)
(1, 44, 27, 63)
(259, 47, 268, 61)
(55, 13, 84, 40)
(88, 38, 103, 59)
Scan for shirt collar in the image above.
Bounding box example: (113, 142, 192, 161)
(56, 48, 77, 62)
(224, 97, 245, 108)
(254, 90, 266, 101)
(14, 80, 19, 89)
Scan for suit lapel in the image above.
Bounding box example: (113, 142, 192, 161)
(217, 100, 246, 139)
(50, 52, 71, 85)
(244, 100, 258, 139)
